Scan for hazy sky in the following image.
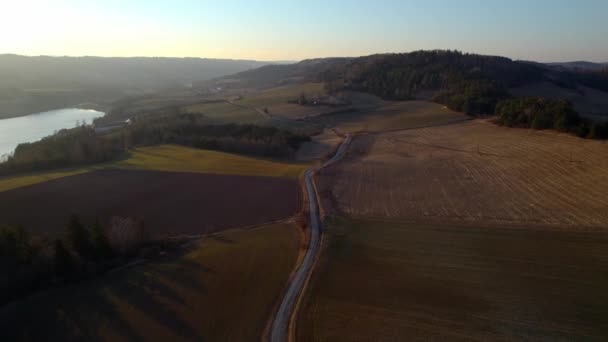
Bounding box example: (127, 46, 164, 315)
(1, 0, 607, 62)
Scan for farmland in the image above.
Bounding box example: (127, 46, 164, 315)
(117, 145, 307, 179)
(0, 168, 301, 237)
(310, 100, 468, 134)
(300, 112, 608, 340)
(0, 222, 300, 341)
(316, 120, 608, 228)
(183, 101, 265, 124)
(297, 218, 608, 341)
(0, 144, 307, 193)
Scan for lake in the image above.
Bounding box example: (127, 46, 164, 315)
(0, 108, 105, 159)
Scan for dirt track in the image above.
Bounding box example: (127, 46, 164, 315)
(0, 169, 301, 236)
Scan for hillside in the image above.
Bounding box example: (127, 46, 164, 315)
(0, 55, 269, 119)
(211, 51, 608, 120)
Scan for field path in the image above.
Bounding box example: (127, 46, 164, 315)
(269, 134, 352, 342)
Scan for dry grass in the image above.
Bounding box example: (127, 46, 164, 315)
(311, 100, 468, 133)
(297, 217, 608, 341)
(239, 83, 326, 108)
(0, 222, 301, 341)
(317, 120, 608, 228)
(118, 144, 307, 179)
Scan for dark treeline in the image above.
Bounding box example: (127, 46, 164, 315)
(495, 98, 608, 139)
(0, 215, 156, 306)
(0, 113, 310, 176)
(126, 112, 310, 156)
(0, 126, 125, 175)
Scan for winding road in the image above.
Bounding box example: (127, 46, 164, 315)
(269, 133, 352, 342)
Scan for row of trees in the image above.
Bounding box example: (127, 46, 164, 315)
(0, 215, 148, 305)
(495, 97, 608, 139)
(0, 126, 125, 175)
(0, 113, 311, 176)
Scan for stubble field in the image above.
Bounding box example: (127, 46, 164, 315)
(317, 120, 608, 228)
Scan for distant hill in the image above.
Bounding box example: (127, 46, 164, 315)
(213, 51, 608, 119)
(0, 55, 269, 119)
(547, 61, 608, 71)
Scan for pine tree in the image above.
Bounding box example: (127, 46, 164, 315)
(54, 240, 74, 278)
(66, 214, 93, 260)
(91, 219, 112, 260)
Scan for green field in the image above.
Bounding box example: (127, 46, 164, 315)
(116, 145, 306, 178)
(0, 144, 307, 192)
(184, 101, 266, 124)
(0, 222, 300, 341)
(297, 217, 608, 341)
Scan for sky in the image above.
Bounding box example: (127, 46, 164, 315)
(1, 0, 607, 62)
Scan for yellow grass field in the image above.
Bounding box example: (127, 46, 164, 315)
(239, 83, 326, 108)
(183, 101, 266, 124)
(0, 144, 307, 192)
(0, 222, 301, 341)
(116, 145, 306, 179)
(317, 120, 608, 228)
(297, 217, 608, 341)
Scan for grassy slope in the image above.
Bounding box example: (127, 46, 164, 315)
(298, 217, 608, 341)
(312, 100, 468, 133)
(0, 222, 300, 341)
(116, 145, 306, 179)
(0, 168, 90, 192)
(239, 83, 326, 108)
(0, 144, 306, 192)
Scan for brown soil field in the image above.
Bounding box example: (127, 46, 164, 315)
(316, 120, 608, 229)
(0, 169, 301, 236)
(297, 218, 608, 341)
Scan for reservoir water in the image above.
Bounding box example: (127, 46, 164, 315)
(0, 108, 105, 159)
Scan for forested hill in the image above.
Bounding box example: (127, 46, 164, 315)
(316, 51, 608, 117)
(0, 55, 268, 119)
(217, 50, 608, 119)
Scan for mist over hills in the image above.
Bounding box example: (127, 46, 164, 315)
(0, 55, 269, 118)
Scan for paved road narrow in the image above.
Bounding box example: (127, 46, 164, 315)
(269, 134, 351, 342)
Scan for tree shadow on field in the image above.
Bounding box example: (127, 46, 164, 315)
(0, 279, 145, 342)
(0, 250, 218, 341)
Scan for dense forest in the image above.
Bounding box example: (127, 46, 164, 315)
(0, 113, 310, 175)
(495, 98, 608, 139)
